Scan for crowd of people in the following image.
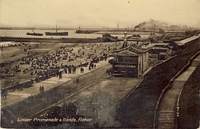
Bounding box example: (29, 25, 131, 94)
(1, 42, 122, 94)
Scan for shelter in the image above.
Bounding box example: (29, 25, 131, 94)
(149, 43, 173, 60)
(109, 44, 149, 77)
(175, 35, 200, 48)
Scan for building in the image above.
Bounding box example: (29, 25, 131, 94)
(148, 43, 173, 60)
(109, 44, 149, 77)
(175, 35, 200, 48)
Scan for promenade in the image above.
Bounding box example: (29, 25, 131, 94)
(1, 58, 111, 108)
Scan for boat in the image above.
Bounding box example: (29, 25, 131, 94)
(45, 26, 68, 36)
(26, 30, 43, 36)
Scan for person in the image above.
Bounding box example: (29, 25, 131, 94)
(76, 78, 79, 83)
(80, 67, 84, 73)
(57, 70, 60, 77)
(106, 69, 110, 75)
(71, 65, 75, 74)
(39, 86, 42, 93)
(42, 86, 44, 92)
(104, 55, 107, 61)
(89, 62, 93, 69)
(28, 96, 31, 102)
(2, 89, 7, 99)
(68, 65, 71, 74)
(1, 89, 5, 99)
(64, 68, 67, 74)
(93, 63, 96, 69)
(73, 67, 76, 74)
(30, 95, 34, 102)
(59, 72, 61, 79)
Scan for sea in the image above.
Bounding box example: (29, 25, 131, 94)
(0, 29, 149, 38)
(0, 29, 149, 46)
(0, 29, 134, 38)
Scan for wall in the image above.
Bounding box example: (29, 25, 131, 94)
(178, 65, 200, 129)
(0, 36, 103, 43)
(115, 38, 200, 128)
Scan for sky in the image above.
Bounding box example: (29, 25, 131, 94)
(0, 0, 200, 28)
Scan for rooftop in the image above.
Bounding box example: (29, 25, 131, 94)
(112, 45, 148, 56)
(154, 43, 170, 46)
(114, 50, 139, 56)
(151, 47, 169, 50)
(175, 35, 200, 46)
(129, 44, 148, 53)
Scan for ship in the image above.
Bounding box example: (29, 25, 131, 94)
(75, 30, 98, 34)
(75, 27, 98, 34)
(102, 33, 118, 42)
(126, 34, 141, 40)
(26, 30, 43, 36)
(45, 26, 68, 36)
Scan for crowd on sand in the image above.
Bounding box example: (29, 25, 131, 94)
(1, 42, 122, 99)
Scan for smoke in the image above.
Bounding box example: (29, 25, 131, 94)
(134, 19, 171, 31)
(134, 21, 146, 29)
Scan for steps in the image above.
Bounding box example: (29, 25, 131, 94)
(158, 111, 175, 123)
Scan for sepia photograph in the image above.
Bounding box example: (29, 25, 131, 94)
(0, 0, 200, 128)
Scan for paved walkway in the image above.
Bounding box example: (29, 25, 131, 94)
(157, 54, 200, 129)
(1, 58, 112, 108)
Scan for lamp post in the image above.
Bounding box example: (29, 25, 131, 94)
(124, 31, 127, 39)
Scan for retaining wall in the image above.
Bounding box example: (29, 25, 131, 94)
(178, 65, 200, 129)
(115, 38, 200, 128)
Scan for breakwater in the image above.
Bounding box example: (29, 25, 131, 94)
(0, 36, 103, 43)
